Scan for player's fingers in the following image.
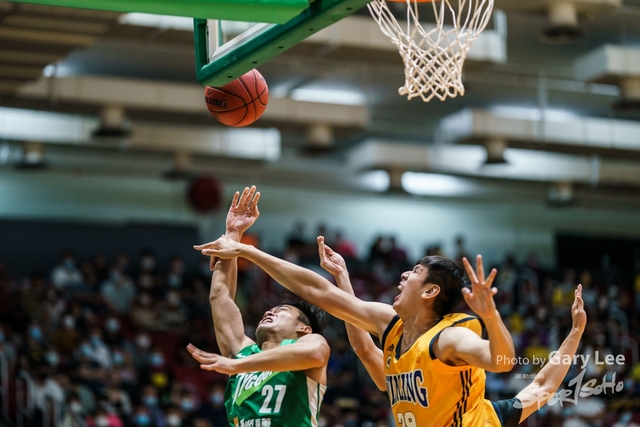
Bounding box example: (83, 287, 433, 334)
(317, 237, 326, 258)
(462, 257, 478, 283)
(485, 269, 498, 287)
(210, 256, 216, 271)
(231, 191, 240, 208)
(245, 186, 257, 208)
(461, 287, 472, 299)
(193, 243, 214, 250)
(200, 364, 217, 371)
(476, 255, 485, 283)
(491, 287, 498, 295)
(249, 192, 260, 210)
(202, 249, 223, 257)
(238, 187, 250, 207)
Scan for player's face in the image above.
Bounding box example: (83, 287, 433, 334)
(394, 264, 429, 314)
(256, 305, 306, 336)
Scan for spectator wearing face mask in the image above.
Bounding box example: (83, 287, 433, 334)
(44, 346, 62, 370)
(25, 322, 46, 365)
(141, 384, 167, 427)
(157, 291, 188, 331)
(194, 383, 229, 427)
(131, 293, 158, 331)
(129, 333, 153, 372)
(87, 328, 113, 369)
(166, 257, 185, 290)
(138, 251, 157, 276)
(177, 390, 198, 425)
(89, 407, 123, 427)
(101, 266, 136, 315)
(165, 407, 185, 427)
(51, 251, 83, 290)
(131, 405, 156, 427)
(62, 393, 87, 427)
(103, 316, 124, 347)
(110, 345, 137, 386)
(53, 314, 81, 357)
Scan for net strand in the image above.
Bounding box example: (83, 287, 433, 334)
(368, 0, 494, 102)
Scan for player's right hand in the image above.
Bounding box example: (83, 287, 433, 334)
(317, 236, 346, 277)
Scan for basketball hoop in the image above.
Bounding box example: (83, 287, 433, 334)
(368, 0, 494, 102)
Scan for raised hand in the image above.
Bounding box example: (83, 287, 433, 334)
(187, 343, 238, 375)
(317, 236, 346, 277)
(571, 284, 587, 333)
(226, 186, 260, 236)
(195, 235, 244, 259)
(461, 255, 499, 320)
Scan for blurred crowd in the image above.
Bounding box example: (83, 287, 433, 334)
(0, 222, 639, 427)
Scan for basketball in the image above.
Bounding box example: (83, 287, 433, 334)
(204, 69, 269, 127)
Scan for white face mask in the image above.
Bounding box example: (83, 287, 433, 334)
(167, 415, 182, 426)
(95, 416, 110, 427)
(69, 402, 83, 414)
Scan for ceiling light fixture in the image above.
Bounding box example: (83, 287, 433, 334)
(290, 87, 367, 106)
(401, 172, 476, 197)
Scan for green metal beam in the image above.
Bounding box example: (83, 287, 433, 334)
(194, 0, 369, 87)
(11, 0, 310, 24)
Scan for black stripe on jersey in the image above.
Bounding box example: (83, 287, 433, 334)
(451, 369, 472, 427)
(382, 315, 401, 350)
(428, 316, 481, 360)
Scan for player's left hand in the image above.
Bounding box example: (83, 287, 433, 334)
(317, 236, 346, 277)
(226, 186, 260, 236)
(187, 343, 239, 375)
(194, 235, 244, 259)
(461, 255, 499, 320)
(571, 284, 587, 333)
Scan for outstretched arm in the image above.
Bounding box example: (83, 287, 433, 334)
(187, 334, 330, 375)
(208, 187, 260, 357)
(196, 237, 396, 338)
(435, 256, 515, 372)
(317, 237, 386, 391)
(516, 285, 586, 422)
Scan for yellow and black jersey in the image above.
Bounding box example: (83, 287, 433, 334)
(382, 313, 502, 427)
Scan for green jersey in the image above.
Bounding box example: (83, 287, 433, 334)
(224, 340, 326, 427)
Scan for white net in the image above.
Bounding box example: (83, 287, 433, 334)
(368, 0, 494, 102)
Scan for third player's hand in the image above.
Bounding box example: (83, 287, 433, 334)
(187, 343, 240, 375)
(196, 235, 244, 259)
(571, 284, 587, 333)
(226, 185, 260, 237)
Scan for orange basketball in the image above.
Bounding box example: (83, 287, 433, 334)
(204, 69, 269, 127)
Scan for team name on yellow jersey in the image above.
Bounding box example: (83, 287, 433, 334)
(385, 370, 429, 407)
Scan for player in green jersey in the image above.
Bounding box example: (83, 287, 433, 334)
(187, 186, 330, 427)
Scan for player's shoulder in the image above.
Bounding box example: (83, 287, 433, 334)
(297, 333, 329, 345)
(235, 343, 261, 357)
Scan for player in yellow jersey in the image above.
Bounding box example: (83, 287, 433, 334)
(196, 223, 518, 427)
(316, 236, 587, 427)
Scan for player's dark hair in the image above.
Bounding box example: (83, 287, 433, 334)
(418, 256, 469, 316)
(281, 294, 329, 335)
